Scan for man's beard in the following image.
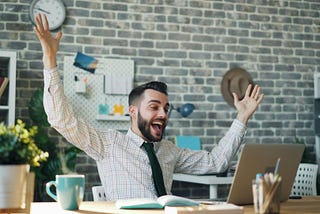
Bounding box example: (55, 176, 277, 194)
(137, 111, 165, 142)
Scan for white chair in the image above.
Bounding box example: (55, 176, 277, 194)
(92, 185, 107, 201)
(290, 163, 318, 196)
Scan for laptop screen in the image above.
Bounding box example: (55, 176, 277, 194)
(227, 143, 305, 205)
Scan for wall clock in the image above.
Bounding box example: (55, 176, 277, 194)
(29, 0, 66, 31)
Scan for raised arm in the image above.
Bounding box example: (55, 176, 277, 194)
(34, 14, 62, 70)
(233, 84, 264, 125)
(34, 14, 108, 161)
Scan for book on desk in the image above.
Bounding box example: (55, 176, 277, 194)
(116, 195, 243, 213)
(116, 195, 199, 209)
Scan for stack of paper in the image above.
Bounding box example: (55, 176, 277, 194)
(165, 203, 243, 214)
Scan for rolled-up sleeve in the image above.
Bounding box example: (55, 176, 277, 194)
(43, 68, 108, 161)
(173, 119, 246, 174)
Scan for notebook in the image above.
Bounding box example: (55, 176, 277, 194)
(226, 143, 305, 205)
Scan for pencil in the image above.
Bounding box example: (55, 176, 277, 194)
(274, 158, 281, 175)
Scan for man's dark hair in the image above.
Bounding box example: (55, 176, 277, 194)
(128, 81, 168, 105)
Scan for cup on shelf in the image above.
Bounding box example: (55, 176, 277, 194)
(75, 81, 86, 94)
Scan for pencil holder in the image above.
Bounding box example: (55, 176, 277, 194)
(252, 175, 282, 214)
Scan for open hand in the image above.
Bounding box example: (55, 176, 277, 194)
(34, 14, 62, 70)
(233, 84, 264, 125)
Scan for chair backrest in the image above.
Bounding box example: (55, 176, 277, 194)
(92, 186, 106, 201)
(175, 135, 201, 150)
(290, 163, 318, 196)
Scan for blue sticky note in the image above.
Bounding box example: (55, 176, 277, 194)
(175, 136, 201, 150)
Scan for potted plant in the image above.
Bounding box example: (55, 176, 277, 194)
(0, 119, 48, 208)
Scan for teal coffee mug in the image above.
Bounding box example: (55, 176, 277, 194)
(46, 174, 85, 210)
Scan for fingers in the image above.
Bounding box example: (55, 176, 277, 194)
(56, 31, 63, 41)
(35, 14, 44, 33)
(43, 14, 50, 31)
(35, 14, 50, 35)
(245, 84, 261, 99)
(250, 84, 264, 103)
(245, 84, 253, 97)
(34, 14, 44, 40)
(251, 84, 259, 98)
(241, 84, 264, 105)
(257, 93, 264, 104)
(232, 92, 239, 104)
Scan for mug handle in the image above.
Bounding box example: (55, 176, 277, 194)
(46, 181, 58, 201)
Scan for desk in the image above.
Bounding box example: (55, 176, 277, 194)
(30, 197, 320, 213)
(31, 201, 163, 214)
(173, 173, 233, 199)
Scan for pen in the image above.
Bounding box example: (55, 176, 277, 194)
(274, 158, 281, 175)
(289, 195, 302, 199)
(256, 173, 263, 183)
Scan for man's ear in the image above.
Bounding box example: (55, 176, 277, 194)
(129, 105, 136, 118)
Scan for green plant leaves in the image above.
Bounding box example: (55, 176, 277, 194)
(28, 88, 50, 127)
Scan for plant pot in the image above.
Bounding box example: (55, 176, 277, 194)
(0, 164, 30, 208)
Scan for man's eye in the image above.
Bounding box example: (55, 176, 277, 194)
(150, 106, 158, 110)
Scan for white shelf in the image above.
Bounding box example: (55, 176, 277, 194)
(0, 51, 16, 126)
(96, 115, 130, 121)
(0, 105, 9, 110)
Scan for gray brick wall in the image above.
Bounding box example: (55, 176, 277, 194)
(1, 0, 319, 200)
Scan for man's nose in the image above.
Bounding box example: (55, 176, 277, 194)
(158, 108, 168, 118)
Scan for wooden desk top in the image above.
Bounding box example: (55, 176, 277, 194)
(244, 196, 320, 214)
(30, 197, 320, 214)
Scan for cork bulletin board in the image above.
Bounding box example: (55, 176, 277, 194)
(63, 55, 134, 131)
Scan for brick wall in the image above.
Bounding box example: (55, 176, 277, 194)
(1, 0, 319, 200)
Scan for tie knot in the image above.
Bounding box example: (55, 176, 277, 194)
(143, 142, 154, 150)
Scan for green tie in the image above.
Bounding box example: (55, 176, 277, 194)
(143, 142, 167, 197)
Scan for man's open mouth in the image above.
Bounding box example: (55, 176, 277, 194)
(152, 121, 163, 131)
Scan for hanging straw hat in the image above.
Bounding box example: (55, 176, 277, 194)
(221, 68, 254, 107)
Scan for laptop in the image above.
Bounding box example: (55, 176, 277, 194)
(226, 143, 305, 205)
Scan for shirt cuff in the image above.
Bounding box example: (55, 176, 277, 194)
(232, 119, 247, 138)
(43, 67, 61, 89)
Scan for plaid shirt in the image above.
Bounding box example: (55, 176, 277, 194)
(43, 68, 247, 200)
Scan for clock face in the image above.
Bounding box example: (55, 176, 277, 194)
(29, 0, 66, 30)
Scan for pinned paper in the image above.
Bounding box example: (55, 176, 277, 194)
(113, 104, 124, 115)
(104, 73, 132, 95)
(73, 52, 98, 73)
(98, 104, 109, 115)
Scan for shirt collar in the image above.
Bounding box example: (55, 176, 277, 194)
(126, 128, 145, 147)
(126, 128, 161, 150)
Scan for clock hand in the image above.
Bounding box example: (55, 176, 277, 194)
(35, 7, 51, 15)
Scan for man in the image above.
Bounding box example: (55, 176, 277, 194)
(34, 14, 264, 200)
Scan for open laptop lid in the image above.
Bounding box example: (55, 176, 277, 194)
(227, 143, 305, 205)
